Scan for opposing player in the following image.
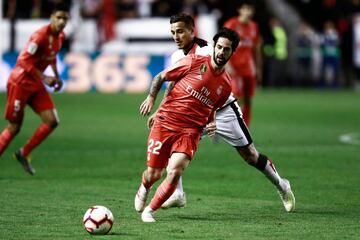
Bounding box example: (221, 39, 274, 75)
(135, 28, 238, 222)
(0, 5, 69, 175)
(224, 1, 262, 126)
(148, 13, 295, 213)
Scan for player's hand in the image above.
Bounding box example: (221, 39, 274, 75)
(53, 79, 63, 92)
(205, 121, 217, 137)
(140, 95, 155, 116)
(43, 76, 57, 87)
(147, 112, 156, 129)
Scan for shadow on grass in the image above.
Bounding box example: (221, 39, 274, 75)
(106, 232, 138, 237)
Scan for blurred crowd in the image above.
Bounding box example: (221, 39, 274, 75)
(2, 0, 360, 88)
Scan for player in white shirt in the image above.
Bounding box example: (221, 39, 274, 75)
(143, 13, 295, 212)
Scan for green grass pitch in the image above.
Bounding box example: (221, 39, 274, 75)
(0, 89, 359, 239)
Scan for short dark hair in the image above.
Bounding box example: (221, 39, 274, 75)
(213, 28, 240, 52)
(170, 13, 195, 29)
(51, 3, 70, 14)
(236, 0, 256, 9)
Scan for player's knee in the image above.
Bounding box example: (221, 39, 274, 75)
(46, 118, 59, 128)
(166, 168, 182, 184)
(147, 168, 163, 182)
(8, 123, 21, 135)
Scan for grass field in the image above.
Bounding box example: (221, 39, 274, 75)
(0, 89, 359, 240)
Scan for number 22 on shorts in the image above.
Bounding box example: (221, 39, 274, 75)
(147, 139, 162, 161)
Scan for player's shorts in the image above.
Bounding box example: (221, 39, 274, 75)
(215, 100, 253, 147)
(231, 74, 256, 98)
(146, 124, 201, 169)
(5, 81, 55, 122)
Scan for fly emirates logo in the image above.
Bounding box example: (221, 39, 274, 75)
(186, 85, 214, 107)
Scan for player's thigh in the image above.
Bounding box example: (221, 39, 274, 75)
(29, 86, 55, 116)
(168, 152, 190, 171)
(146, 127, 172, 169)
(4, 83, 30, 123)
(216, 103, 253, 147)
(171, 132, 201, 161)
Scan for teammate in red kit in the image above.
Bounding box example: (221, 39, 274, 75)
(0, 5, 69, 175)
(224, 1, 262, 126)
(134, 28, 239, 222)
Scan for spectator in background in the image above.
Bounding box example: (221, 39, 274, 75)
(263, 17, 288, 87)
(116, 0, 138, 19)
(223, 1, 262, 127)
(3, 0, 35, 19)
(80, 0, 116, 48)
(294, 22, 316, 87)
(151, 0, 182, 17)
(319, 20, 341, 88)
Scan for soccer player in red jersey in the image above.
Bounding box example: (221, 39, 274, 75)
(224, 1, 263, 126)
(0, 5, 69, 175)
(134, 28, 239, 222)
(148, 13, 295, 214)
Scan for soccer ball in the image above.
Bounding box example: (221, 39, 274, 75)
(83, 205, 114, 235)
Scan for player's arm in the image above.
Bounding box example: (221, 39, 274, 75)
(50, 63, 63, 92)
(205, 111, 217, 137)
(21, 33, 59, 87)
(147, 81, 174, 128)
(139, 71, 167, 116)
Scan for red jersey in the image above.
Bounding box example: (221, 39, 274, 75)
(9, 24, 65, 90)
(224, 18, 259, 76)
(156, 55, 232, 131)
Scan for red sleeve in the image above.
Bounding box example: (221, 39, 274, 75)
(20, 32, 46, 76)
(223, 18, 234, 29)
(164, 55, 192, 81)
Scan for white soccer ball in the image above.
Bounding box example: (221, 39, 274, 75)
(83, 205, 114, 235)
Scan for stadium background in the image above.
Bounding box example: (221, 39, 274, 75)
(0, 1, 360, 239)
(1, 0, 360, 92)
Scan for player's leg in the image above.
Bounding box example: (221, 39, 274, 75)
(142, 152, 190, 222)
(18, 86, 58, 161)
(135, 126, 170, 212)
(135, 166, 164, 212)
(161, 164, 186, 209)
(0, 122, 22, 156)
(0, 82, 25, 156)
(236, 144, 295, 212)
(20, 108, 59, 158)
(216, 102, 295, 211)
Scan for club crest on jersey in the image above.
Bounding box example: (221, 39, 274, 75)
(200, 64, 207, 74)
(27, 42, 38, 55)
(216, 85, 223, 96)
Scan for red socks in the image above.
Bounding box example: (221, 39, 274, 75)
(0, 128, 14, 156)
(149, 179, 176, 211)
(22, 124, 54, 157)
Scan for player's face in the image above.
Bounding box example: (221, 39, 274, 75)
(238, 5, 254, 21)
(213, 37, 233, 67)
(51, 11, 69, 33)
(170, 21, 194, 50)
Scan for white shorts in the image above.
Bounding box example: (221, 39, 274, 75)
(215, 101, 253, 147)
